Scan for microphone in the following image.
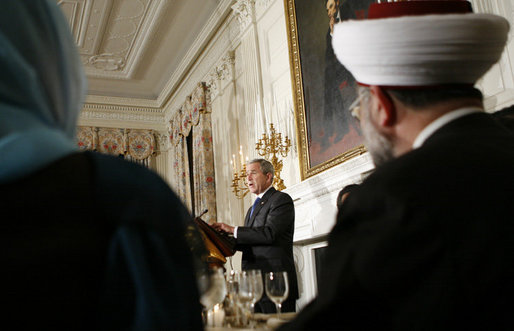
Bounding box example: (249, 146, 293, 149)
(198, 209, 208, 218)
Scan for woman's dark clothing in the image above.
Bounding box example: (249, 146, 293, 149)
(1, 152, 203, 330)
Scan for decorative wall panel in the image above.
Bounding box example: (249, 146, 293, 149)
(76, 126, 156, 162)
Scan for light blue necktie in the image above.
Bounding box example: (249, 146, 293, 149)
(250, 197, 261, 218)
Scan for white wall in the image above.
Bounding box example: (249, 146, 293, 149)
(472, 0, 514, 111)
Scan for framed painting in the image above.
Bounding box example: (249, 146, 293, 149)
(284, 0, 374, 179)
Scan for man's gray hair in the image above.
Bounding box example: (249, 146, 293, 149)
(386, 85, 483, 110)
(248, 158, 274, 180)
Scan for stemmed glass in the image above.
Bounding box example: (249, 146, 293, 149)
(265, 271, 289, 319)
(224, 270, 240, 327)
(198, 267, 227, 325)
(249, 269, 263, 313)
(225, 270, 239, 306)
(237, 270, 256, 325)
(244, 269, 264, 327)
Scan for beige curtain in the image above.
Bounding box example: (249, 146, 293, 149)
(191, 83, 217, 224)
(172, 106, 193, 213)
(169, 82, 217, 223)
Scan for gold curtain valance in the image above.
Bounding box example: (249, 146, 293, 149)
(169, 82, 210, 142)
(181, 103, 193, 137)
(191, 81, 207, 125)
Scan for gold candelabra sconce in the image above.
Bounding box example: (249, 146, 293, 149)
(255, 123, 291, 191)
(230, 145, 250, 199)
(230, 123, 291, 199)
(229, 123, 291, 198)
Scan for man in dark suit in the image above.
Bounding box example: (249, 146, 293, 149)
(492, 103, 514, 131)
(336, 183, 359, 212)
(213, 159, 298, 313)
(281, 1, 514, 330)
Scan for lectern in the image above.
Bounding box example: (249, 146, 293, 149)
(193, 216, 236, 269)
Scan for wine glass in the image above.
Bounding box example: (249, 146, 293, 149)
(242, 269, 264, 327)
(237, 270, 256, 326)
(225, 270, 239, 305)
(224, 270, 240, 327)
(250, 269, 263, 312)
(265, 271, 289, 319)
(198, 267, 227, 325)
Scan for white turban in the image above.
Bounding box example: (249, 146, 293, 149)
(332, 3, 510, 87)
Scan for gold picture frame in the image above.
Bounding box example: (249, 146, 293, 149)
(284, 0, 372, 180)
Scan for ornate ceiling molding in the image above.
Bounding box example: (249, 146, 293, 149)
(60, 0, 242, 128)
(59, 0, 168, 80)
(232, 0, 256, 35)
(205, 51, 236, 99)
(79, 103, 165, 129)
(85, 94, 162, 108)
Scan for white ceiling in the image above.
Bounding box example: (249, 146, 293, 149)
(58, 0, 225, 103)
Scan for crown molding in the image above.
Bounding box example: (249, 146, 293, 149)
(82, 0, 234, 119)
(78, 0, 168, 80)
(78, 102, 166, 130)
(73, 0, 253, 132)
(84, 94, 162, 108)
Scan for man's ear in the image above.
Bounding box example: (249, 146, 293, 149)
(370, 85, 396, 127)
(267, 172, 273, 184)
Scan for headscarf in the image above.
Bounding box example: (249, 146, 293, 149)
(0, 0, 87, 183)
(331, 1, 510, 87)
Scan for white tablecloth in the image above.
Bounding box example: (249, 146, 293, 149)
(206, 312, 296, 330)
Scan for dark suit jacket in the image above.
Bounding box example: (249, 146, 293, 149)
(281, 112, 514, 330)
(236, 187, 299, 301)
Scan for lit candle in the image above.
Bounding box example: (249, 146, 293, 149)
(232, 154, 236, 172)
(262, 97, 269, 129)
(213, 304, 225, 327)
(286, 100, 292, 138)
(207, 309, 214, 327)
(239, 145, 244, 168)
(271, 94, 277, 125)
